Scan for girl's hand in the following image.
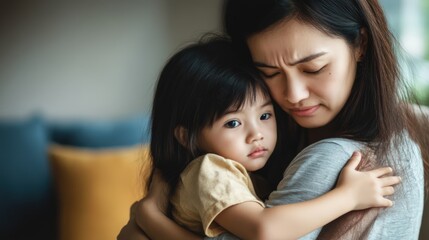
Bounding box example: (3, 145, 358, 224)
(336, 151, 401, 210)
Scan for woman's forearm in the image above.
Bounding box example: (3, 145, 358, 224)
(136, 198, 202, 240)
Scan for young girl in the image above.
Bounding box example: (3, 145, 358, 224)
(136, 36, 400, 240)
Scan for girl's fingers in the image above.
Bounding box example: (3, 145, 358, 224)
(379, 198, 394, 207)
(368, 166, 393, 177)
(345, 151, 362, 169)
(380, 176, 402, 187)
(382, 186, 395, 196)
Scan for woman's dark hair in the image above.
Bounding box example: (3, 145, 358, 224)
(149, 34, 274, 198)
(223, 0, 429, 190)
(223, 0, 429, 237)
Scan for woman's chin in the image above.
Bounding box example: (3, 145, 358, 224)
(292, 116, 332, 129)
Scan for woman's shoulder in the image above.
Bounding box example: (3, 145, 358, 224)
(313, 138, 361, 144)
(266, 138, 363, 207)
(294, 138, 364, 165)
(282, 138, 363, 180)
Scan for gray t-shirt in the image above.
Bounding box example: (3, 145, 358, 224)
(207, 137, 424, 240)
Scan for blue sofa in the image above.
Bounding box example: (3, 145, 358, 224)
(0, 114, 150, 240)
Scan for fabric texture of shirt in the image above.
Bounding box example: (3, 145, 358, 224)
(171, 153, 264, 237)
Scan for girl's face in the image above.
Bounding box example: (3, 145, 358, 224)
(247, 18, 363, 128)
(198, 90, 277, 172)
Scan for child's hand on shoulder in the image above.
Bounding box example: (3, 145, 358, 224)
(336, 151, 401, 210)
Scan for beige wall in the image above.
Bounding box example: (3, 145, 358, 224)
(0, 0, 222, 120)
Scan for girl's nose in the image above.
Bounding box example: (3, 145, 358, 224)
(246, 128, 264, 143)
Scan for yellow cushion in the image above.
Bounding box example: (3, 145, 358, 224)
(49, 144, 152, 240)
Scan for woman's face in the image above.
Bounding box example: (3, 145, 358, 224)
(247, 18, 363, 128)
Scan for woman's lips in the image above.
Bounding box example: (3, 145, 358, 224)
(289, 105, 320, 117)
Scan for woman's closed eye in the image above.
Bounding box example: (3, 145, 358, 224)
(303, 65, 326, 74)
(224, 120, 241, 128)
(258, 69, 281, 79)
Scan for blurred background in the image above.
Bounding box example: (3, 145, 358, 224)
(0, 0, 428, 120)
(0, 1, 224, 238)
(0, 0, 222, 120)
(382, 0, 429, 105)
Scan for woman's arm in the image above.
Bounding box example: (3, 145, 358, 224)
(117, 201, 150, 240)
(117, 198, 201, 240)
(213, 151, 399, 240)
(135, 170, 202, 240)
(136, 198, 202, 240)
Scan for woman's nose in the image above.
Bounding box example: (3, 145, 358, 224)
(284, 75, 310, 104)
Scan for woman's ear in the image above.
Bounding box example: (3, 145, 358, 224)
(174, 126, 188, 148)
(355, 28, 368, 61)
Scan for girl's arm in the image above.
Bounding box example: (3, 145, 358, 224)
(214, 152, 400, 240)
(265, 139, 386, 239)
(123, 149, 398, 240)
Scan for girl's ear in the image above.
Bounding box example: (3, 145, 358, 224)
(174, 126, 188, 148)
(355, 27, 368, 61)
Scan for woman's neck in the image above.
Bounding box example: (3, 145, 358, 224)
(307, 123, 339, 145)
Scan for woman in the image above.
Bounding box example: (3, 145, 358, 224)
(119, 0, 428, 239)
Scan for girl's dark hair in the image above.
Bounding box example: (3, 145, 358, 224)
(223, 0, 429, 237)
(149, 34, 273, 197)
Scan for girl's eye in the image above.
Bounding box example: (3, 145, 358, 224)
(260, 113, 272, 120)
(224, 120, 241, 128)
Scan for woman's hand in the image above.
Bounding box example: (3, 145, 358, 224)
(131, 169, 202, 240)
(117, 169, 171, 240)
(145, 169, 170, 213)
(336, 151, 402, 210)
(117, 201, 150, 240)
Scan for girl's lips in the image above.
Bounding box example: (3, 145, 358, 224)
(289, 105, 320, 117)
(248, 148, 267, 158)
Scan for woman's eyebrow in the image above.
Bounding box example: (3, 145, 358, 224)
(254, 52, 327, 68)
(290, 52, 327, 66)
(254, 62, 277, 68)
